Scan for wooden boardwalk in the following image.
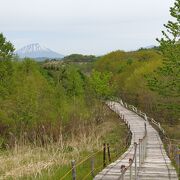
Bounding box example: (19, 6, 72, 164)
(94, 101, 178, 180)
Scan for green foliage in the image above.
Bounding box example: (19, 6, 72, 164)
(147, 0, 180, 119)
(148, 0, 180, 98)
(89, 70, 113, 99)
(94, 48, 179, 126)
(57, 65, 85, 97)
(0, 33, 15, 60)
(0, 51, 107, 147)
(0, 60, 14, 98)
(63, 54, 97, 62)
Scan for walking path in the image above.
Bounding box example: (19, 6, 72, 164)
(94, 101, 178, 180)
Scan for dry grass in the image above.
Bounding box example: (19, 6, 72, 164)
(0, 112, 124, 179)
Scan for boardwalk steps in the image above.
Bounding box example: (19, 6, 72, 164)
(94, 101, 178, 180)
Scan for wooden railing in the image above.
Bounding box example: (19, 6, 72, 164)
(119, 123, 147, 180)
(113, 97, 180, 178)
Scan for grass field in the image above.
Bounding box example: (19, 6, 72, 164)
(0, 105, 129, 179)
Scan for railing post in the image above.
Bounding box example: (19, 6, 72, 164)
(125, 103, 127, 108)
(145, 136, 146, 157)
(144, 123, 146, 161)
(134, 142, 137, 180)
(107, 143, 111, 163)
(120, 165, 125, 180)
(144, 113, 148, 121)
(158, 122, 161, 129)
(174, 146, 180, 177)
(178, 148, 180, 177)
(146, 134, 148, 157)
(129, 158, 133, 180)
(120, 100, 124, 106)
(144, 138, 146, 162)
(91, 157, 95, 177)
(134, 107, 137, 113)
(71, 160, 76, 180)
(142, 139, 144, 163)
(139, 139, 142, 167)
(145, 139, 146, 161)
(144, 123, 147, 132)
(139, 110, 142, 116)
(103, 143, 106, 167)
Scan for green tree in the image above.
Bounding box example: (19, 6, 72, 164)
(0, 34, 15, 97)
(58, 65, 85, 97)
(89, 70, 113, 99)
(147, 0, 180, 122)
(0, 33, 15, 60)
(148, 0, 180, 98)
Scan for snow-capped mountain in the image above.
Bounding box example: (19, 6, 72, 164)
(15, 43, 64, 59)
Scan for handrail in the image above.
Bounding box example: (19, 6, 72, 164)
(61, 98, 179, 180)
(112, 97, 166, 136)
(60, 149, 102, 180)
(119, 123, 147, 180)
(111, 97, 179, 179)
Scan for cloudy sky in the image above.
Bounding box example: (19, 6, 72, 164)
(1, 0, 174, 55)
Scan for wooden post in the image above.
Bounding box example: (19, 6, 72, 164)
(139, 139, 142, 167)
(91, 157, 95, 177)
(141, 139, 143, 163)
(103, 143, 106, 167)
(144, 136, 147, 159)
(129, 158, 133, 180)
(178, 149, 180, 177)
(175, 146, 180, 177)
(71, 160, 76, 180)
(120, 165, 125, 180)
(120, 100, 124, 106)
(134, 142, 137, 180)
(143, 138, 145, 163)
(144, 113, 148, 121)
(125, 103, 127, 108)
(146, 135, 147, 156)
(107, 143, 111, 162)
(135, 107, 137, 113)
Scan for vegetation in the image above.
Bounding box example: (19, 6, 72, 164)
(0, 33, 14, 60)
(0, 33, 126, 179)
(0, 1, 179, 178)
(93, 48, 179, 138)
(90, 1, 180, 139)
(0, 105, 128, 179)
(62, 54, 97, 63)
(147, 0, 180, 114)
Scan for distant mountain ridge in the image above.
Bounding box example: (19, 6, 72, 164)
(15, 43, 64, 60)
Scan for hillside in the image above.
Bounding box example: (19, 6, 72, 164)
(94, 49, 180, 139)
(0, 46, 179, 178)
(62, 54, 97, 62)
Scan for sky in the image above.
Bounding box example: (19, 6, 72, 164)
(0, 0, 174, 55)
